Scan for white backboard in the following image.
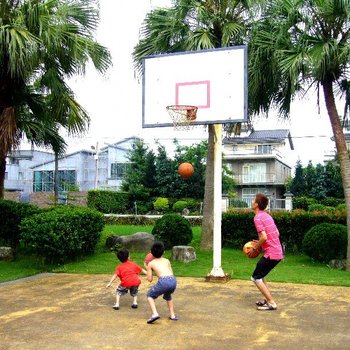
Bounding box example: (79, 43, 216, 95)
(142, 46, 247, 128)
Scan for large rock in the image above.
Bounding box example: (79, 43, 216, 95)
(0, 247, 15, 261)
(106, 232, 155, 252)
(329, 259, 346, 270)
(172, 246, 196, 263)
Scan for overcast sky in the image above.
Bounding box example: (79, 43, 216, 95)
(62, 0, 336, 167)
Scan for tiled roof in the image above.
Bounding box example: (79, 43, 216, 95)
(223, 129, 294, 150)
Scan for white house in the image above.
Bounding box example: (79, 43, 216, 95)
(5, 137, 141, 193)
(223, 129, 294, 208)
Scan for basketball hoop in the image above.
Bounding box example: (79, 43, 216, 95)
(166, 105, 198, 130)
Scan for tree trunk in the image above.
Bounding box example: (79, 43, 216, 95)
(200, 125, 215, 250)
(322, 80, 350, 272)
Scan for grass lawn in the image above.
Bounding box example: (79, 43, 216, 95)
(1, 225, 350, 287)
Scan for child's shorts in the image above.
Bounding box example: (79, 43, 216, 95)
(147, 276, 177, 301)
(116, 285, 139, 297)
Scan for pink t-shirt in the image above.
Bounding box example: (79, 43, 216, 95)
(254, 210, 284, 260)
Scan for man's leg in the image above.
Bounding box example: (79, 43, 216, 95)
(252, 278, 275, 305)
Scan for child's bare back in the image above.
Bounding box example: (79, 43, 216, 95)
(148, 257, 173, 278)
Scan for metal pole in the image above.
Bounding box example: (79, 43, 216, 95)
(94, 142, 99, 189)
(209, 123, 225, 277)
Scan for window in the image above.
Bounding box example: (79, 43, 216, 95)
(111, 162, 130, 179)
(255, 144, 272, 154)
(242, 188, 266, 207)
(33, 170, 76, 192)
(18, 172, 24, 180)
(5, 172, 8, 180)
(242, 163, 266, 183)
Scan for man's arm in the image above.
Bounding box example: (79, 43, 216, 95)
(248, 231, 267, 257)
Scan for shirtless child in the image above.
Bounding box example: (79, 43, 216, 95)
(145, 241, 178, 324)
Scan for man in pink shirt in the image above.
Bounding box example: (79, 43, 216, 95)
(248, 193, 284, 311)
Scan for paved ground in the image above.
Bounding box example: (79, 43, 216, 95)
(0, 273, 349, 350)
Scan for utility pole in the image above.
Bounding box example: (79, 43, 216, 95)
(94, 141, 99, 189)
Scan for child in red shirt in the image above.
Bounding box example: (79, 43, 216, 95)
(106, 249, 146, 310)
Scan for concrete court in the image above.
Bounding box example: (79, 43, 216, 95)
(0, 273, 349, 350)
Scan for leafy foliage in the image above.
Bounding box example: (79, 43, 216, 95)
(0, 200, 42, 248)
(152, 214, 193, 249)
(20, 206, 104, 264)
(0, 0, 111, 197)
(87, 190, 129, 214)
(153, 197, 169, 212)
(303, 223, 347, 263)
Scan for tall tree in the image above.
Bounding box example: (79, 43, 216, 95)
(248, 0, 350, 271)
(133, 0, 256, 249)
(0, 0, 111, 198)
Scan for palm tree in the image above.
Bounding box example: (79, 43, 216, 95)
(133, 0, 256, 249)
(0, 0, 112, 198)
(248, 0, 350, 271)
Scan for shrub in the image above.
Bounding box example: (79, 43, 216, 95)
(172, 200, 188, 213)
(87, 190, 129, 214)
(308, 204, 335, 213)
(302, 223, 347, 263)
(229, 199, 248, 208)
(319, 197, 344, 208)
(292, 196, 317, 210)
(222, 211, 255, 248)
(153, 197, 169, 212)
(0, 200, 42, 248)
(336, 203, 346, 211)
(151, 214, 193, 249)
(20, 206, 104, 264)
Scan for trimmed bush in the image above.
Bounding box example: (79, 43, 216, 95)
(20, 206, 104, 264)
(153, 197, 169, 212)
(229, 199, 248, 208)
(308, 204, 335, 213)
(302, 223, 347, 263)
(87, 190, 129, 214)
(172, 200, 188, 213)
(152, 214, 193, 249)
(292, 196, 317, 210)
(0, 199, 42, 248)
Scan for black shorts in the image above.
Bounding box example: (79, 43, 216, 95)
(252, 256, 281, 280)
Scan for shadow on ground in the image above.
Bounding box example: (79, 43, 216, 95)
(1, 274, 349, 349)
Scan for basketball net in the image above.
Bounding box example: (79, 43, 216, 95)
(166, 105, 198, 131)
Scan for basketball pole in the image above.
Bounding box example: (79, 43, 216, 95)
(208, 123, 227, 279)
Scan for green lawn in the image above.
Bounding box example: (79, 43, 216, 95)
(1, 225, 350, 287)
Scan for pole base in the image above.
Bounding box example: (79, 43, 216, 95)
(205, 273, 231, 283)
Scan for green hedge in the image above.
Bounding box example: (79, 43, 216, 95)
(0, 200, 42, 248)
(20, 206, 104, 264)
(87, 190, 130, 213)
(222, 209, 347, 252)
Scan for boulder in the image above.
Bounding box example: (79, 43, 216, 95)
(106, 232, 155, 252)
(172, 246, 196, 263)
(0, 247, 15, 261)
(329, 259, 346, 270)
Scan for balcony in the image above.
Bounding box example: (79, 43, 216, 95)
(233, 173, 287, 185)
(224, 147, 283, 160)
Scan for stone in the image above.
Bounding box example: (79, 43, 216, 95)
(0, 247, 15, 261)
(329, 259, 346, 270)
(106, 232, 155, 252)
(172, 246, 196, 262)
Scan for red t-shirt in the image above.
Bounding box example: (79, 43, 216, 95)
(115, 260, 142, 287)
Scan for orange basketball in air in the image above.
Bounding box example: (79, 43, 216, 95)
(243, 241, 262, 259)
(178, 162, 194, 178)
